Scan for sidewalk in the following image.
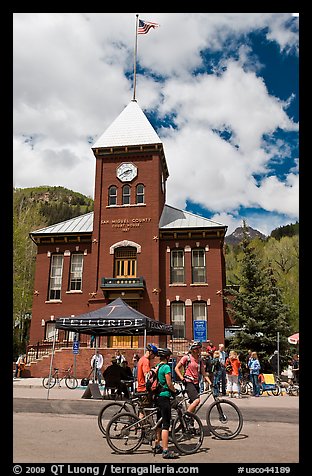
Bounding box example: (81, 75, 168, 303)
(13, 377, 299, 410)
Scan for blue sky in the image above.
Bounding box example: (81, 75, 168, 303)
(13, 13, 299, 235)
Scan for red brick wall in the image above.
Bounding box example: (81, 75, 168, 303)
(27, 347, 144, 379)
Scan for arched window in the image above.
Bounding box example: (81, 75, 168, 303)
(136, 184, 145, 204)
(114, 247, 137, 278)
(108, 186, 117, 206)
(122, 185, 131, 205)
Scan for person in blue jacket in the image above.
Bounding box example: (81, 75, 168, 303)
(248, 351, 261, 397)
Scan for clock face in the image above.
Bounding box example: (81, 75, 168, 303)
(116, 162, 138, 182)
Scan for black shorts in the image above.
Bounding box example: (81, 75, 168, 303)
(156, 396, 171, 430)
(185, 382, 200, 403)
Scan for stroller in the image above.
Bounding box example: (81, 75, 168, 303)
(259, 373, 280, 396)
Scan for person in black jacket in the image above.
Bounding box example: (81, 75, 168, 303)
(120, 360, 134, 394)
(103, 357, 130, 398)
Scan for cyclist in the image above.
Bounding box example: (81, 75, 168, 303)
(175, 341, 211, 413)
(137, 343, 158, 417)
(154, 347, 178, 459)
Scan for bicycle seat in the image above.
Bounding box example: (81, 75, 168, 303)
(54, 368, 59, 371)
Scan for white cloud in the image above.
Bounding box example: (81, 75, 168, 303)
(13, 13, 299, 234)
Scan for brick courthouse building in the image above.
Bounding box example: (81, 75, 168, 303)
(28, 100, 230, 375)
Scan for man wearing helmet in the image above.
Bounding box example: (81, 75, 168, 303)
(154, 348, 178, 459)
(175, 341, 211, 413)
(137, 343, 158, 416)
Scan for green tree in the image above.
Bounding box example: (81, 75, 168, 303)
(13, 190, 47, 358)
(223, 224, 291, 372)
(262, 236, 299, 332)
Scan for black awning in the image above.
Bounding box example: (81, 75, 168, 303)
(55, 297, 173, 336)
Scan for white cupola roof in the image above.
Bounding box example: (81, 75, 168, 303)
(92, 100, 162, 149)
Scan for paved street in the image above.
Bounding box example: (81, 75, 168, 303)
(13, 378, 299, 464)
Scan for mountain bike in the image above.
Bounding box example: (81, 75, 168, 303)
(176, 382, 243, 440)
(105, 392, 204, 455)
(98, 390, 180, 436)
(98, 394, 141, 435)
(42, 365, 78, 389)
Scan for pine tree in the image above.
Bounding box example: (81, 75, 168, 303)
(223, 223, 291, 371)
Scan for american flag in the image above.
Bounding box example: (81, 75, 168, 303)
(138, 19, 159, 35)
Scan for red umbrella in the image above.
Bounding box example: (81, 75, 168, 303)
(287, 332, 299, 345)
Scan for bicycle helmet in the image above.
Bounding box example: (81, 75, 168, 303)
(157, 348, 172, 359)
(189, 341, 202, 350)
(146, 343, 158, 355)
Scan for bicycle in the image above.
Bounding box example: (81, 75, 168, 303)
(98, 391, 180, 436)
(98, 394, 141, 436)
(176, 382, 243, 440)
(285, 381, 299, 396)
(42, 365, 78, 389)
(105, 392, 204, 455)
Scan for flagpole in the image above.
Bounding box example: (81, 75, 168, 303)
(133, 14, 139, 101)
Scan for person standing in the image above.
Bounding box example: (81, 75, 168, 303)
(218, 343, 228, 396)
(14, 354, 25, 379)
(268, 350, 278, 375)
(137, 343, 158, 416)
(225, 350, 241, 398)
(175, 341, 211, 413)
(206, 340, 216, 357)
(154, 348, 178, 459)
(90, 350, 104, 385)
(90, 335, 96, 348)
(132, 357, 138, 391)
(248, 351, 261, 397)
(210, 350, 222, 397)
(291, 354, 299, 384)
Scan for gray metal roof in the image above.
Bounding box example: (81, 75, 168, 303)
(30, 206, 225, 237)
(92, 100, 162, 149)
(159, 205, 226, 230)
(30, 211, 93, 235)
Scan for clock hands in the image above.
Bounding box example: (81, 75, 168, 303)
(117, 163, 137, 181)
(121, 169, 132, 177)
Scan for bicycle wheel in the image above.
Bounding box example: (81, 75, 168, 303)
(98, 401, 134, 436)
(65, 376, 78, 389)
(271, 385, 280, 396)
(171, 411, 204, 454)
(206, 398, 243, 440)
(106, 411, 143, 454)
(42, 375, 56, 389)
(240, 382, 249, 395)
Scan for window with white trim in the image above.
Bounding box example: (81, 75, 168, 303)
(192, 249, 206, 283)
(108, 185, 117, 206)
(136, 184, 145, 204)
(114, 247, 137, 278)
(122, 185, 131, 205)
(193, 302, 207, 321)
(69, 254, 83, 291)
(170, 250, 185, 284)
(171, 302, 185, 339)
(48, 254, 64, 300)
